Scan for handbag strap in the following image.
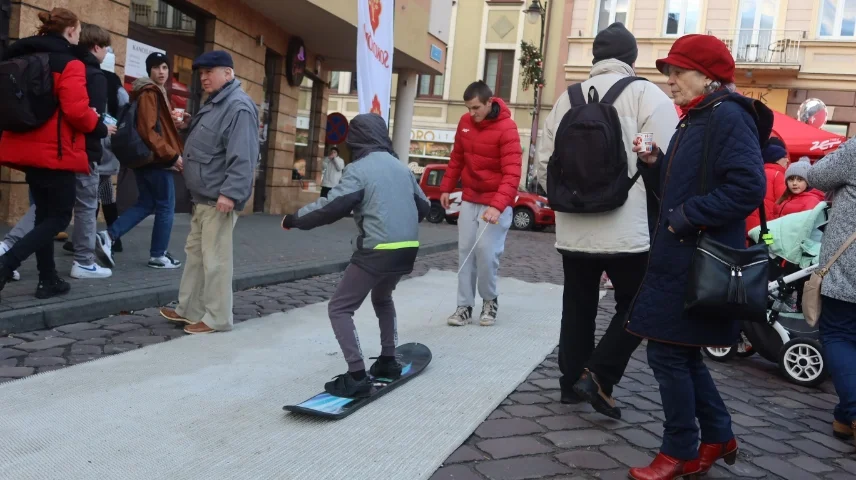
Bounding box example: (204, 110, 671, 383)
(820, 230, 856, 276)
(697, 101, 771, 243)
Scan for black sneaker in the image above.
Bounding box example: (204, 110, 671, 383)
(324, 372, 372, 398)
(62, 241, 74, 254)
(369, 356, 403, 380)
(35, 276, 71, 299)
(112, 238, 123, 253)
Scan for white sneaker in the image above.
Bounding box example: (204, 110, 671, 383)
(0, 241, 20, 281)
(480, 298, 499, 326)
(148, 252, 182, 269)
(70, 261, 112, 279)
(94, 231, 115, 267)
(447, 306, 473, 326)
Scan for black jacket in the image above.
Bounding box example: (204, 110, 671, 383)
(77, 49, 108, 165)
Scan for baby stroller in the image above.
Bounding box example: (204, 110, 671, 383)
(702, 202, 830, 387)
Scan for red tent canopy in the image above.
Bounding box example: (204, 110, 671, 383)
(672, 105, 845, 160)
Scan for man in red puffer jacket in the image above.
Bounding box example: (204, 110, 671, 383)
(440, 80, 522, 327)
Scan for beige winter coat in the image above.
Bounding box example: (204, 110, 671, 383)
(535, 60, 679, 254)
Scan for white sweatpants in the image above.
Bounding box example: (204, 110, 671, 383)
(457, 201, 512, 307)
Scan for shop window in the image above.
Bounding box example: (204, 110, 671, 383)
(822, 122, 850, 137)
(483, 50, 514, 101)
(595, 0, 629, 33)
(418, 74, 444, 98)
(819, 0, 856, 38)
(664, 0, 700, 36)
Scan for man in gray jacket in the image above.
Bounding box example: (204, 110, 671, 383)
(159, 50, 259, 335)
(282, 113, 430, 398)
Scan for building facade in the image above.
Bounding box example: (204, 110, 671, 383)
(566, 0, 856, 138)
(0, 0, 447, 223)
(328, 0, 576, 189)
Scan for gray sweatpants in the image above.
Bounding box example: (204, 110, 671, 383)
(72, 169, 99, 265)
(3, 204, 36, 248)
(457, 201, 512, 307)
(328, 263, 401, 373)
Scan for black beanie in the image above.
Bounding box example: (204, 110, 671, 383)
(145, 52, 169, 76)
(592, 22, 638, 66)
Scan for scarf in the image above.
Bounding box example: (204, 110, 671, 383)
(679, 95, 705, 118)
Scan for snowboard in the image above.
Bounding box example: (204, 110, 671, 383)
(283, 342, 432, 420)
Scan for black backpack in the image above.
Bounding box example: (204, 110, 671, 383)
(546, 76, 645, 214)
(111, 98, 161, 169)
(0, 53, 58, 132)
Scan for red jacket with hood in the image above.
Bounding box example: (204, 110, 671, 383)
(774, 188, 826, 219)
(746, 162, 788, 233)
(0, 34, 104, 174)
(440, 98, 522, 211)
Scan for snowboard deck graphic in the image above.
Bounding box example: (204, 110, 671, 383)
(283, 342, 432, 419)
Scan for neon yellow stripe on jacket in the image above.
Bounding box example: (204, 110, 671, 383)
(373, 241, 420, 250)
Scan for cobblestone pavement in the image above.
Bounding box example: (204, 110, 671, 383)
(1, 230, 853, 479)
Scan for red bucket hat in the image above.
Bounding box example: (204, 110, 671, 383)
(655, 34, 735, 84)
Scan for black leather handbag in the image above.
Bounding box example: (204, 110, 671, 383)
(684, 105, 771, 323)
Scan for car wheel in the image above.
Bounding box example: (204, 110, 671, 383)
(778, 338, 828, 388)
(512, 208, 534, 231)
(445, 217, 458, 225)
(427, 202, 445, 223)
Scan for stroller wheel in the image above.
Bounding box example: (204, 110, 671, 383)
(704, 345, 737, 362)
(778, 338, 829, 388)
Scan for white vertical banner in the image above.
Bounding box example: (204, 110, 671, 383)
(357, 0, 394, 124)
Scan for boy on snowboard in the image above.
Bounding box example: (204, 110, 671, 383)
(281, 113, 431, 398)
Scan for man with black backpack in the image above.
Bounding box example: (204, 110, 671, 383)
(535, 23, 678, 419)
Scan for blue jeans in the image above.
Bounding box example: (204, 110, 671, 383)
(108, 168, 175, 258)
(819, 295, 856, 424)
(647, 341, 734, 460)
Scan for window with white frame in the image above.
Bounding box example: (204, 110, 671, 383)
(819, 0, 856, 38)
(596, 0, 629, 33)
(665, 0, 701, 36)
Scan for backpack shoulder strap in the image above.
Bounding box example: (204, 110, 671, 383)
(567, 83, 586, 108)
(601, 76, 647, 106)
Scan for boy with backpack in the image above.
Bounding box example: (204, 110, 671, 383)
(96, 52, 184, 270)
(534, 23, 678, 418)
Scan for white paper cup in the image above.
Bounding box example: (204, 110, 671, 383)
(636, 132, 654, 153)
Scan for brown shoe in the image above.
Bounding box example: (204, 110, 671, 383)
(184, 322, 215, 334)
(572, 369, 621, 419)
(54, 232, 69, 241)
(160, 307, 192, 325)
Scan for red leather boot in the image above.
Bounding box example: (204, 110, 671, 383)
(628, 453, 702, 480)
(698, 438, 738, 474)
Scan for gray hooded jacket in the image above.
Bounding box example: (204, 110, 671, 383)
(183, 80, 259, 210)
(288, 114, 431, 275)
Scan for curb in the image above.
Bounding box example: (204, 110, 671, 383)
(0, 240, 458, 335)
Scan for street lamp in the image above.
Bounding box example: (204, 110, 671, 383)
(524, 0, 547, 194)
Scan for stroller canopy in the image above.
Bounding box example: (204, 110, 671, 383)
(749, 201, 828, 268)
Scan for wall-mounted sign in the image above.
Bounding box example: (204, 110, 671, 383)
(411, 128, 455, 144)
(430, 44, 443, 63)
(737, 87, 788, 113)
(125, 39, 165, 79)
(286, 36, 306, 86)
(326, 112, 349, 145)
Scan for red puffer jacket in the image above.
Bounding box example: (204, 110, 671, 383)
(440, 98, 522, 211)
(774, 188, 826, 219)
(745, 162, 787, 233)
(0, 34, 103, 174)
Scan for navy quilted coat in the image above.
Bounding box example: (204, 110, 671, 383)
(626, 90, 772, 348)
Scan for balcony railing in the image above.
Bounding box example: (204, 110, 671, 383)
(131, 1, 196, 32)
(705, 29, 803, 65)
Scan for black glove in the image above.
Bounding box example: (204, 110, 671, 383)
(281, 214, 296, 230)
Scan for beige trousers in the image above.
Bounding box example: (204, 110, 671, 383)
(176, 204, 238, 331)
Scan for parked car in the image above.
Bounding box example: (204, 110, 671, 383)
(418, 164, 554, 231)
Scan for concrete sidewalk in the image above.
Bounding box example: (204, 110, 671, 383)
(0, 214, 458, 335)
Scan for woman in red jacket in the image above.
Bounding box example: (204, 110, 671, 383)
(0, 8, 106, 300)
(774, 157, 826, 218)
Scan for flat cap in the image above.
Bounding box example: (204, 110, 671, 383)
(192, 50, 234, 70)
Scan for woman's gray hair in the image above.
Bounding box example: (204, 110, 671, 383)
(704, 81, 736, 95)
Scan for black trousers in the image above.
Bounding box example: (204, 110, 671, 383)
(1, 168, 75, 279)
(559, 252, 648, 396)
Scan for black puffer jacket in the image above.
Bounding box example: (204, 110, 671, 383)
(77, 48, 108, 166)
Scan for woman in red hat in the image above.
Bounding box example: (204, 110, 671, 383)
(626, 34, 772, 480)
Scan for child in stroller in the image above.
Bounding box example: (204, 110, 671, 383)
(703, 202, 830, 387)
